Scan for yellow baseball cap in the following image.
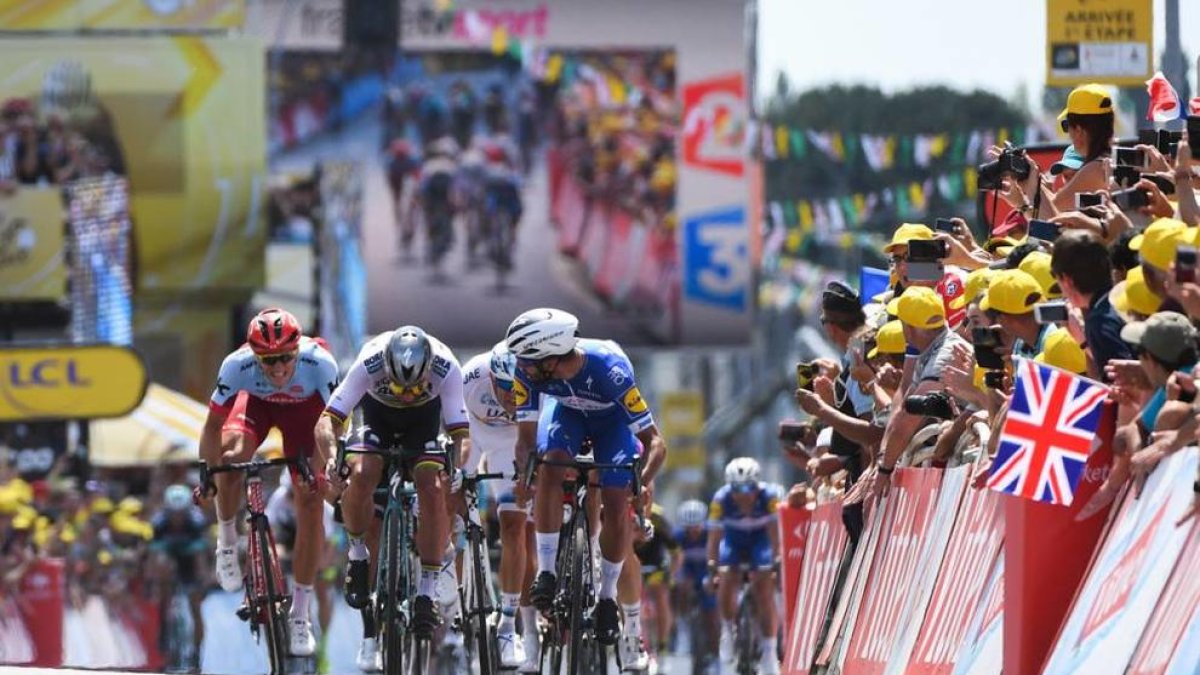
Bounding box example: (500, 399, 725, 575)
(1111, 267, 1163, 317)
(979, 269, 1043, 314)
(886, 286, 946, 329)
(1058, 83, 1114, 123)
(1018, 251, 1062, 300)
(883, 223, 934, 253)
(1130, 218, 1189, 271)
(1034, 328, 1087, 375)
(867, 320, 906, 358)
(950, 268, 996, 310)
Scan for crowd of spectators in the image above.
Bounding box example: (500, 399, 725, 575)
(551, 51, 679, 232)
(779, 83, 1200, 537)
(0, 86, 125, 191)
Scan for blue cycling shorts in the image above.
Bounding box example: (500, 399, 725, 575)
(717, 533, 773, 571)
(536, 398, 640, 488)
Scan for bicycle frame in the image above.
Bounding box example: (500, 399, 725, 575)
(458, 471, 504, 675)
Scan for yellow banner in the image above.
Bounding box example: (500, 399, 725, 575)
(0, 345, 147, 421)
(1046, 0, 1152, 87)
(0, 188, 66, 302)
(0, 36, 266, 295)
(0, 0, 244, 30)
(658, 390, 706, 476)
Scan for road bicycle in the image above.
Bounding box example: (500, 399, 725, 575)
(456, 471, 505, 674)
(198, 456, 306, 675)
(730, 564, 760, 675)
(524, 452, 644, 675)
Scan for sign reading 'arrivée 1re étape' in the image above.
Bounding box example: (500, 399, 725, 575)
(0, 345, 147, 422)
(1046, 0, 1153, 87)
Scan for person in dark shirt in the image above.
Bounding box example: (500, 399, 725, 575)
(150, 485, 209, 667)
(1051, 230, 1135, 381)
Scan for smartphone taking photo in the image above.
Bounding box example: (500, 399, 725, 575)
(795, 362, 818, 391)
(1075, 192, 1104, 210)
(1114, 146, 1147, 169)
(1034, 301, 1069, 324)
(1177, 245, 1198, 284)
(1028, 219, 1060, 242)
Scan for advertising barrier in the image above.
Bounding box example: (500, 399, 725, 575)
(13, 558, 64, 667)
(0, 0, 244, 30)
(782, 501, 847, 675)
(1126, 516, 1200, 675)
(777, 503, 811, 639)
(0, 187, 67, 302)
(0, 344, 147, 421)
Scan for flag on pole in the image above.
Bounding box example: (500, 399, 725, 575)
(1145, 71, 1183, 122)
(987, 358, 1108, 506)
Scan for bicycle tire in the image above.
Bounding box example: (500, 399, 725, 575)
(380, 507, 404, 675)
(735, 590, 757, 675)
(257, 524, 289, 675)
(403, 512, 428, 675)
(567, 517, 589, 675)
(470, 533, 495, 675)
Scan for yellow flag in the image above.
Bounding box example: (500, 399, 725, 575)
(930, 134, 948, 158)
(910, 182, 925, 211)
(964, 168, 978, 194)
(831, 132, 845, 162)
(491, 26, 509, 55)
(798, 201, 814, 228)
(775, 125, 789, 158)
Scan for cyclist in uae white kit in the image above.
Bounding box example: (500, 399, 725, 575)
(461, 343, 540, 671)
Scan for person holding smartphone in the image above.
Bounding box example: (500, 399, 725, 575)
(1050, 231, 1136, 380)
(978, 270, 1052, 359)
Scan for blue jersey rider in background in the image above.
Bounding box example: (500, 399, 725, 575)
(707, 457, 781, 675)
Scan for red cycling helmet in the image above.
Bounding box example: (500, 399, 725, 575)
(247, 308, 302, 355)
(483, 144, 507, 164)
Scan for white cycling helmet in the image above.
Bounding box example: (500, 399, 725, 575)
(677, 499, 707, 527)
(488, 341, 517, 383)
(724, 457, 761, 486)
(164, 485, 192, 512)
(505, 308, 579, 360)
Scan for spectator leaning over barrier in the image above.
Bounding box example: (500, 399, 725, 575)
(874, 286, 971, 493)
(1051, 230, 1135, 380)
(979, 269, 1050, 359)
(1111, 266, 1163, 321)
(793, 281, 875, 543)
(1118, 312, 1198, 474)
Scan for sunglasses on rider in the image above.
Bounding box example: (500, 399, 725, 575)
(257, 351, 297, 367)
(389, 381, 427, 400)
(495, 377, 515, 392)
(732, 482, 757, 494)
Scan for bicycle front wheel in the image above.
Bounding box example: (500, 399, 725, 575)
(468, 532, 496, 675)
(257, 524, 290, 675)
(380, 509, 405, 675)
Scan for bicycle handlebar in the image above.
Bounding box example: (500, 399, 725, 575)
(334, 437, 456, 480)
(197, 456, 309, 497)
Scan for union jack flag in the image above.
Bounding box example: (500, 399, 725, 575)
(987, 358, 1109, 506)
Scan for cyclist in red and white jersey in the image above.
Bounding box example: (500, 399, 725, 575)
(194, 308, 339, 657)
(316, 325, 469, 638)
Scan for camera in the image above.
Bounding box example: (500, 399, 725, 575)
(1112, 187, 1151, 211)
(1189, 116, 1200, 155)
(903, 391, 955, 420)
(972, 326, 1007, 370)
(977, 144, 1031, 191)
(795, 362, 818, 390)
(1112, 165, 1140, 188)
(1141, 173, 1176, 196)
(1177, 245, 1198, 284)
(934, 218, 957, 234)
(1114, 146, 1147, 169)
(1034, 300, 1069, 324)
(1028, 219, 1061, 242)
(1139, 128, 1184, 156)
(907, 238, 949, 261)
(983, 371, 1006, 390)
(1075, 192, 1105, 209)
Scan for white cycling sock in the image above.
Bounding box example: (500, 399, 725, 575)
(520, 605, 539, 638)
(599, 557, 623, 600)
(418, 565, 440, 598)
(761, 637, 777, 660)
(621, 602, 642, 638)
(217, 518, 238, 549)
(498, 593, 520, 634)
(535, 532, 559, 575)
(347, 535, 369, 562)
(291, 583, 313, 620)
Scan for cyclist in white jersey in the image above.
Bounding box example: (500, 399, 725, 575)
(193, 308, 339, 657)
(461, 343, 539, 670)
(316, 326, 469, 638)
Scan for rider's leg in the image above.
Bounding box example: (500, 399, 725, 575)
(717, 566, 739, 627)
(413, 461, 449, 599)
(188, 589, 205, 660)
(289, 470, 325, 620)
(532, 450, 569, 574)
(598, 486, 631, 601)
(751, 568, 778, 659)
(651, 578, 672, 654)
(213, 430, 254, 549)
(497, 508, 528, 635)
(342, 454, 385, 561)
(617, 540, 643, 639)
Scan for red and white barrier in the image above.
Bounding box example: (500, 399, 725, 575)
(950, 553, 1004, 675)
(1043, 448, 1199, 674)
(782, 502, 847, 675)
(1126, 517, 1200, 675)
(554, 174, 590, 255)
(776, 503, 812, 640)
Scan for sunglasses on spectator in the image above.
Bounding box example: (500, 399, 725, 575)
(257, 352, 297, 366)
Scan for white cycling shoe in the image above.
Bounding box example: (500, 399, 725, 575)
(758, 649, 781, 675)
(355, 637, 381, 672)
(214, 546, 243, 592)
(289, 618, 316, 657)
(619, 634, 650, 672)
(718, 629, 734, 666)
(518, 628, 541, 673)
(498, 631, 526, 669)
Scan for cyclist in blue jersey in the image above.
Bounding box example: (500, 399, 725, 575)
(506, 308, 668, 647)
(707, 457, 781, 675)
(674, 499, 717, 657)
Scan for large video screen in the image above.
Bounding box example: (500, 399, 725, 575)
(270, 49, 682, 347)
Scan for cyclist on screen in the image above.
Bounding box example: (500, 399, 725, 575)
(460, 342, 540, 669)
(150, 485, 210, 667)
(507, 308, 668, 648)
(675, 499, 718, 662)
(193, 308, 340, 657)
(315, 325, 469, 638)
(707, 457, 781, 675)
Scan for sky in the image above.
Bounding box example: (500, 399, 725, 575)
(758, 0, 1200, 111)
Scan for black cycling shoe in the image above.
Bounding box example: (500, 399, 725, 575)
(594, 598, 621, 646)
(344, 559, 370, 609)
(529, 571, 557, 612)
(412, 594, 441, 639)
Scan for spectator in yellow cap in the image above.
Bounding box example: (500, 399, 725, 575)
(882, 223, 935, 292)
(1055, 83, 1114, 206)
(1111, 266, 1163, 321)
(867, 319, 905, 362)
(980, 269, 1050, 359)
(1130, 217, 1189, 298)
(876, 286, 971, 486)
(1018, 251, 1062, 300)
(1051, 230, 1135, 378)
(1035, 328, 1088, 375)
